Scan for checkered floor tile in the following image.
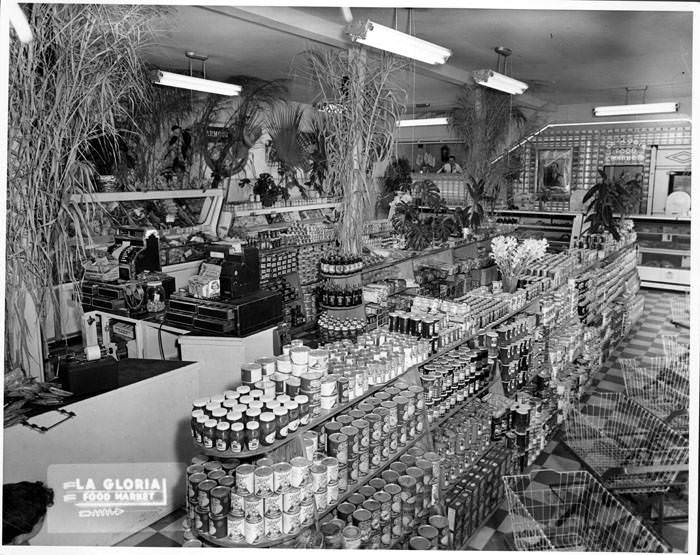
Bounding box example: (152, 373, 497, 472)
(115, 290, 689, 551)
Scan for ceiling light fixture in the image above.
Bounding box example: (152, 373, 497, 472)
(152, 52, 241, 96)
(397, 117, 449, 127)
(346, 19, 451, 65)
(472, 70, 528, 95)
(152, 71, 241, 96)
(473, 47, 528, 95)
(593, 102, 679, 117)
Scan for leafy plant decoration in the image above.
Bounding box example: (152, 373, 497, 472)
(583, 169, 643, 240)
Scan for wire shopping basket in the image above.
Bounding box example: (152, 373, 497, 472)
(564, 393, 688, 494)
(620, 355, 689, 434)
(670, 293, 689, 328)
(661, 334, 690, 364)
(503, 470, 668, 552)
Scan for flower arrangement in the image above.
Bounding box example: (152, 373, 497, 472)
(490, 236, 548, 292)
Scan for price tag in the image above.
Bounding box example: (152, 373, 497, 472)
(662, 233, 672, 242)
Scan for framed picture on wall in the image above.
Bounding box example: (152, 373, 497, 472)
(536, 148, 573, 202)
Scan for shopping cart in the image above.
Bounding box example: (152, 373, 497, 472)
(669, 293, 689, 329)
(502, 469, 668, 552)
(619, 355, 689, 435)
(564, 393, 688, 528)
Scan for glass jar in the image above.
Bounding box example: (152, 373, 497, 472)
(146, 281, 166, 313)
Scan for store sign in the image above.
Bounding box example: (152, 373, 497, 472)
(47, 462, 180, 534)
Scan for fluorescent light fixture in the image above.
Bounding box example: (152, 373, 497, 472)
(151, 70, 241, 96)
(8, 1, 33, 43)
(472, 69, 528, 95)
(346, 20, 451, 65)
(397, 117, 449, 127)
(593, 102, 678, 116)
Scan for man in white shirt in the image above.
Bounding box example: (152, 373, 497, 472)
(437, 155, 463, 174)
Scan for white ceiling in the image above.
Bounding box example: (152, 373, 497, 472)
(143, 5, 693, 114)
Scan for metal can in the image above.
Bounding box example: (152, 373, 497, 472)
(340, 425, 359, 458)
(327, 480, 339, 505)
(362, 498, 381, 530)
(310, 463, 328, 492)
(244, 514, 264, 545)
(401, 498, 416, 531)
(188, 472, 206, 499)
(342, 525, 362, 549)
(352, 508, 372, 543)
(418, 524, 439, 549)
(229, 491, 244, 513)
(337, 464, 348, 492)
(203, 460, 223, 473)
(314, 486, 328, 512)
(381, 469, 400, 485)
(429, 514, 451, 549)
(210, 486, 231, 516)
(322, 457, 339, 483)
(373, 490, 391, 523)
(282, 507, 301, 535)
(254, 466, 274, 497)
(282, 486, 301, 513)
(358, 449, 370, 477)
(352, 419, 370, 450)
(327, 432, 348, 464)
(263, 491, 282, 516)
(337, 501, 356, 524)
(272, 462, 292, 493)
(409, 536, 432, 550)
(321, 521, 343, 549)
(218, 475, 235, 488)
(384, 482, 402, 515)
(290, 456, 311, 488)
(194, 507, 209, 535)
(244, 494, 264, 520)
(347, 457, 360, 485)
(300, 497, 315, 526)
(208, 469, 226, 483)
(227, 510, 245, 542)
(210, 513, 227, 539)
(264, 509, 283, 540)
(236, 464, 256, 496)
(364, 413, 383, 443)
(197, 479, 216, 509)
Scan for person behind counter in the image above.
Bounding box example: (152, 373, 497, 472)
(3, 481, 54, 545)
(437, 155, 463, 174)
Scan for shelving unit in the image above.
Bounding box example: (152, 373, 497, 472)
(627, 215, 690, 291)
(494, 210, 585, 251)
(230, 201, 340, 217)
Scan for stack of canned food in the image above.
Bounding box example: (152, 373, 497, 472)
(418, 342, 493, 423)
(432, 399, 493, 486)
(185, 456, 318, 545)
(314, 377, 428, 496)
(318, 444, 450, 549)
(318, 313, 368, 343)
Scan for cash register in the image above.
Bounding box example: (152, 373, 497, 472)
(163, 242, 282, 336)
(81, 226, 174, 317)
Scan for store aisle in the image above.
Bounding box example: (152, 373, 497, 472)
(114, 290, 689, 551)
(475, 289, 689, 552)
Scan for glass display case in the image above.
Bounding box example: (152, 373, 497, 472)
(628, 215, 690, 291)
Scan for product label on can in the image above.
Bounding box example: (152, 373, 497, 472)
(274, 464, 292, 493)
(265, 511, 282, 540)
(327, 480, 339, 505)
(314, 488, 328, 512)
(244, 495, 264, 520)
(264, 493, 282, 516)
(244, 516, 263, 545)
(227, 513, 245, 542)
(254, 471, 274, 497)
(300, 499, 315, 526)
(282, 486, 301, 513)
(358, 451, 370, 476)
(283, 508, 301, 535)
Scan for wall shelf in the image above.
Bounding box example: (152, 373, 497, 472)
(231, 202, 339, 217)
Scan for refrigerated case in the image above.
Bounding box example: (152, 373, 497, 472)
(629, 215, 690, 291)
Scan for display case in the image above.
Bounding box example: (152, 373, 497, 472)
(494, 210, 585, 252)
(628, 215, 690, 291)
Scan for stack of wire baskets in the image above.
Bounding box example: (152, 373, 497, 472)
(502, 470, 668, 552)
(619, 335, 689, 435)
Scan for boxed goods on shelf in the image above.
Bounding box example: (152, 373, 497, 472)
(298, 242, 337, 285)
(259, 249, 298, 285)
(444, 444, 518, 548)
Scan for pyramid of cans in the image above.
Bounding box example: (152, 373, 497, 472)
(317, 442, 450, 549)
(418, 338, 494, 423)
(185, 454, 320, 545)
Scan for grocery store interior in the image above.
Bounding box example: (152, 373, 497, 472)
(3, 2, 696, 553)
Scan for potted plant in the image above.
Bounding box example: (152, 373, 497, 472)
(490, 236, 548, 292)
(583, 169, 643, 240)
(253, 173, 289, 208)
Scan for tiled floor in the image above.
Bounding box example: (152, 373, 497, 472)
(116, 289, 689, 551)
